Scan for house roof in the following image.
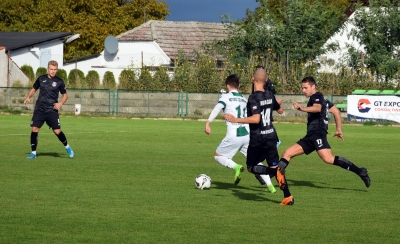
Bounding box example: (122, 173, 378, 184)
(0, 32, 73, 51)
(116, 20, 229, 60)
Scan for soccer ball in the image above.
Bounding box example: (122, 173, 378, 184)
(195, 174, 212, 190)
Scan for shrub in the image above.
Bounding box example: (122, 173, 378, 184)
(118, 69, 136, 90)
(20, 65, 35, 83)
(56, 69, 68, 83)
(102, 71, 116, 89)
(152, 67, 170, 91)
(138, 68, 152, 90)
(35, 67, 47, 79)
(86, 70, 100, 88)
(68, 69, 86, 88)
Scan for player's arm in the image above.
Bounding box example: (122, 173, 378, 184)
(54, 93, 68, 110)
(329, 105, 344, 141)
(205, 103, 224, 134)
(24, 88, 37, 105)
(273, 96, 283, 114)
(293, 102, 321, 113)
(225, 114, 260, 124)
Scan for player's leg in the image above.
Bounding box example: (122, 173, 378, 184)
(28, 112, 45, 158)
(215, 136, 244, 184)
(47, 111, 74, 158)
(317, 148, 371, 187)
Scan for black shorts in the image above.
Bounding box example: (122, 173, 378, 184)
(31, 109, 60, 129)
(297, 134, 331, 155)
(246, 146, 279, 169)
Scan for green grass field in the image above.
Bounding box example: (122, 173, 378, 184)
(1, 114, 399, 243)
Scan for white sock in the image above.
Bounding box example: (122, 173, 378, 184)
(214, 156, 236, 169)
(32, 151, 36, 155)
(65, 144, 70, 149)
(257, 162, 273, 186)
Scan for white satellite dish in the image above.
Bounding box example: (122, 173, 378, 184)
(104, 35, 119, 54)
(65, 34, 81, 44)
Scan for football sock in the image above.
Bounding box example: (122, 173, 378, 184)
(30, 132, 38, 151)
(214, 156, 236, 169)
(56, 131, 68, 146)
(282, 176, 291, 198)
(251, 165, 277, 176)
(260, 174, 273, 187)
(277, 158, 289, 172)
(333, 156, 362, 175)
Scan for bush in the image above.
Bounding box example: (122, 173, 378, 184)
(118, 69, 136, 90)
(56, 69, 68, 83)
(67, 69, 86, 88)
(35, 67, 47, 79)
(138, 68, 152, 90)
(152, 67, 170, 91)
(102, 71, 116, 89)
(86, 70, 100, 88)
(20, 65, 35, 83)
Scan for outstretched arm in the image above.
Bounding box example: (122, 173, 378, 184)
(24, 88, 37, 105)
(329, 105, 344, 141)
(205, 103, 224, 134)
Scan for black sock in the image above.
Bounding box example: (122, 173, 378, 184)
(30, 132, 38, 151)
(252, 165, 277, 176)
(56, 131, 68, 146)
(333, 156, 362, 175)
(282, 176, 291, 198)
(277, 158, 289, 171)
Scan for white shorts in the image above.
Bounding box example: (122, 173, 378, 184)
(216, 135, 249, 159)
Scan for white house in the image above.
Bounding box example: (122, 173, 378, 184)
(0, 32, 73, 86)
(63, 20, 229, 84)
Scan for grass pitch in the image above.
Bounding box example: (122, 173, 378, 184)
(0, 115, 399, 243)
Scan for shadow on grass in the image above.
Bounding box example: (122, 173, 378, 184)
(35, 152, 62, 158)
(211, 180, 281, 204)
(287, 179, 368, 192)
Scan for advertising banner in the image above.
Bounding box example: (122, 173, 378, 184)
(347, 95, 400, 123)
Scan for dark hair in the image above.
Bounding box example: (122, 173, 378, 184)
(225, 74, 240, 88)
(301, 76, 316, 86)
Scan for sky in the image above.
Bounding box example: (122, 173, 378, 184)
(162, 0, 260, 22)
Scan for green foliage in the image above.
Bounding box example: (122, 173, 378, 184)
(0, 0, 170, 61)
(118, 69, 136, 90)
(138, 68, 152, 90)
(56, 69, 68, 83)
(349, 0, 400, 81)
(67, 69, 86, 88)
(86, 70, 101, 89)
(35, 67, 47, 79)
(102, 71, 116, 89)
(152, 67, 170, 91)
(20, 65, 34, 83)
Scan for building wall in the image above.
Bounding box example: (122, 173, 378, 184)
(10, 40, 65, 73)
(62, 41, 170, 85)
(0, 48, 29, 87)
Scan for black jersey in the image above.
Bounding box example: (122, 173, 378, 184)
(306, 92, 329, 136)
(247, 89, 280, 148)
(33, 75, 67, 111)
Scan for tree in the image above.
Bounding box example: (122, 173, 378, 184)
(0, 0, 169, 61)
(349, 0, 400, 81)
(86, 70, 101, 89)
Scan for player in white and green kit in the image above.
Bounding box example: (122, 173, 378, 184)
(205, 74, 248, 184)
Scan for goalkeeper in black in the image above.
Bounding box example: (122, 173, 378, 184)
(24, 60, 74, 159)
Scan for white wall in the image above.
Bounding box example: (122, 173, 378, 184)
(62, 41, 171, 85)
(0, 48, 29, 87)
(10, 40, 64, 73)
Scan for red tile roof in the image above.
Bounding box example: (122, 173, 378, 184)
(116, 20, 228, 60)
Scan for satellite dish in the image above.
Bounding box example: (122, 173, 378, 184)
(65, 34, 81, 44)
(104, 35, 119, 54)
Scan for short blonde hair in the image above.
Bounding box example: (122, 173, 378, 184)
(48, 60, 58, 68)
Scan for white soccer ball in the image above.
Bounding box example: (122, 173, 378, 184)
(195, 174, 212, 189)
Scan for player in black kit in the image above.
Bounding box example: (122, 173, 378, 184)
(276, 76, 370, 190)
(24, 60, 74, 159)
(225, 68, 294, 205)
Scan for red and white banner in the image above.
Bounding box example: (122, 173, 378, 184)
(347, 95, 400, 123)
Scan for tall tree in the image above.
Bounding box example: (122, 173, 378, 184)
(0, 0, 169, 60)
(349, 0, 400, 81)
